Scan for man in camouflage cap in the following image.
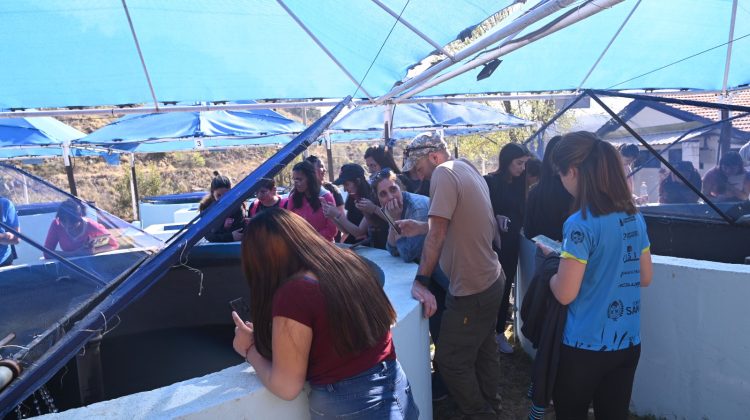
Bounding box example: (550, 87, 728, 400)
(398, 131, 505, 418)
(401, 131, 449, 179)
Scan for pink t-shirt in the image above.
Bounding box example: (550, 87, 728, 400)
(44, 218, 118, 258)
(285, 191, 338, 241)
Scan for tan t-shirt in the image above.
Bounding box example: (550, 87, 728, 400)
(429, 159, 503, 296)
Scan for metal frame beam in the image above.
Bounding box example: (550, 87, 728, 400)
(576, 0, 641, 91)
(0, 93, 585, 119)
(398, 0, 626, 101)
(370, 0, 455, 61)
(276, 0, 374, 100)
(121, 0, 160, 110)
(375, 0, 577, 103)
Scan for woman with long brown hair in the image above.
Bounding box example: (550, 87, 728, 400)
(543, 131, 653, 419)
(285, 161, 338, 241)
(199, 171, 246, 242)
(484, 142, 531, 354)
(231, 208, 418, 419)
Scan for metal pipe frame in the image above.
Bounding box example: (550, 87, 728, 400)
(6, 89, 742, 121)
(577, 0, 642, 91)
(369, 0, 455, 61)
(375, 0, 576, 103)
(121, 0, 160, 110)
(275, 0, 373, 100)
(721, 0, 739, 95)
(398, 0, 626, 100)
(588, 91, 735, 225)
(0, 93, 585, 119)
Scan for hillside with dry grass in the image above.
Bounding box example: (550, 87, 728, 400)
(10, 130, 377, 221)
(6, 101, 553, 221)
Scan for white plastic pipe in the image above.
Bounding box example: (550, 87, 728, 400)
(0, 366, 14, 391)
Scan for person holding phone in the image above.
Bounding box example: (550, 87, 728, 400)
(544, 132, 652, 419)
(371, 166, 452, 401)
(43, 198, 118, 258)
(371, 168, 428, 263)
(231, 208, 418, 419)
(484, 142, 531, 354)
(0, 196, 20, 267)
(200, 171, 246, 242)
(323, 163, 370, 244)
(284, 161, 338, 242)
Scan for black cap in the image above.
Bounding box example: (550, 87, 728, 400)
(333, 163, 365, 185)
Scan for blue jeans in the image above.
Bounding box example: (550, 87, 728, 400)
(308, 359, 419, 419)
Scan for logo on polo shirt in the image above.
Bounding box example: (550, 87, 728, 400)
(570, 230, 584, 244)
(623, 245, 639, 263)
(607, 299, 624, 321)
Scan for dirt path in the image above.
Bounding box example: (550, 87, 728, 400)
(433, 328, 651, 419)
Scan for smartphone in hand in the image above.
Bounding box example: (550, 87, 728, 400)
(378, 208, 402, 235)
(531, 235, 562, 256)
(229, 297, 251, 322)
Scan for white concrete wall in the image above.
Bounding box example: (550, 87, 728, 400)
(139, 202, 198, 227)
(516, 237, 750, 419)
(631, 256, 750, 419)
(43, 247, 431, 420)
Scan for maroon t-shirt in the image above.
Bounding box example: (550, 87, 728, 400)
(272, 276, 396, 385)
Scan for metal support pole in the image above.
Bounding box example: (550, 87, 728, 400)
(577, 0, 642, 90)
(721, 0, 739, 96)
(129, 154, 140, 221)
(370, 0, 455, 61)
(302, 108, 310, 158)
(325, 134, 335, 182)
(76, 333, 105, 406)
(62, 142, 77, 196)
(718, 0, 739, 158)
(121, 0, 160, 110)
(383, 103, 395, 149)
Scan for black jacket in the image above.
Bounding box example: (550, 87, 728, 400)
(204, 207, 245, 243)
(520, 256, 565, 410)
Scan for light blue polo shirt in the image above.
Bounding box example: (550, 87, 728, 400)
(0, 197, 19, 264)
(560, 208, 650, 351)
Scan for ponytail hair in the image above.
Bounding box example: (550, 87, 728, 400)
(552, 131, 636, 219)
(200, 170, 233, 212)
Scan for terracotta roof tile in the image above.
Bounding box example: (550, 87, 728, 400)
(653, 89, 750, 133)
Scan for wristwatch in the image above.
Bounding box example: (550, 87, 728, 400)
(414, 274, 431, 287)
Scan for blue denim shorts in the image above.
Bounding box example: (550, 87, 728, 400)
(308, 359, 419, 419)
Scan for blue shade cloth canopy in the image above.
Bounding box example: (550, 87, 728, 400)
(0, 117, 88, 159)
(0, 0, 510, 109)
(424, 0, 750, 96)
(328, 102, 533, 142)
(76, 109, 306, 153)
